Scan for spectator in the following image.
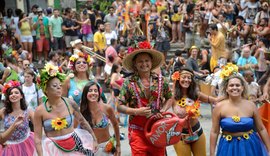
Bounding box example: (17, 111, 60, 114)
(4, 8, 14, 29)
(75, 9, 93, 48)
(0, 56, 19, 84)
(237, 46, 258, 76)
(254, 38, 269, 80)
(49, 9, 64, 51)
(254, 2, 269, 25)
(208, 24, 227, 72)
(87, 5, 96, 33)
(105, 38, 118, 76)
(62, 7, 80, 53)
(104, 6, 118, 31)
(243, 69, 261, 103)
(104, 22, 117, 45)
(33, 8, 50, 64)
(233, 16, 251, 46)
(245, 0, 260, 25)
(18, 13, 33, 62)
(14, 44, 28, 60)
(13, 9, 22, 35)
(253, 18, 270, 47)
(28, 4, 39, 61)
(48, 51, 60, 67)
(93, 23, 106, 80)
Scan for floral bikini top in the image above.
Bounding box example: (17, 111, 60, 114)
(93, 113, 109, 129)
(43, 97, 74, 132)
(4, 110, 29, 142)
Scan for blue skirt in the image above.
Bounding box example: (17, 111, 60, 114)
(217, 131, 268, 156)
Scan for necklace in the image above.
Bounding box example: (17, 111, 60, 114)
(139, 77, 152, 89)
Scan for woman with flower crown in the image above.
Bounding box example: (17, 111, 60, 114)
(33, 63, 98, 156)
(0, 80, 36, 155)
(171, 67, 218, 156)
(210, 64, 270, 156)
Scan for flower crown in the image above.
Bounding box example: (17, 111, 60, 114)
(38, 63, 66, 92)
(69, 52, 91, 70)
(2, 81, 21, 94)
(220, 63, 239, 80)
(171, 70, 193, 81)
(128, 40, 153, 54)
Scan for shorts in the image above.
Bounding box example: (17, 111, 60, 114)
(36, 35, 50, 52)
(95, 51, 105, 67)
(82, 34, 93, 42)
(113, 89, 120, 97)
(155, 41, 170, 52)
(21, 35, 33, 43)
(64, 35, 79, 48)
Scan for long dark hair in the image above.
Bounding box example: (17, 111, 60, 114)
(4, 87, 27, 115)
(80, 81, 101, 127)
(110, 63, 119, 77)
(174, 67, 198, 100)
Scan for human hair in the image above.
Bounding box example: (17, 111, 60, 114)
(220, 74, 248, 99)
(209, 24, 218, 31)
(108, 6, 114, 11)
(111, 38, 117, 46)
(24, 68, 36, 83)
(73, 57, 89, 77)
(87, 5, 93, 10)
(53, 9, 59, 12)
(110, 64, 120, 76)
(19, 12, 26, 21)
(4, 87, 27, 115)
(48, 51, 58, 60)
(65, 7, 72, 14)
(5, 55, 15, 64)
(186, 3, 195, 14)
(32, 4, 39, 10)
(80, 81, 101, 127)
(174, 67, 198, 100)
(15, 9, 22, 16)
(236, 16, 244, 21)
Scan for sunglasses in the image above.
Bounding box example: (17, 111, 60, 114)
(25, 64, 30, 66)
(76, 61, 87, 65)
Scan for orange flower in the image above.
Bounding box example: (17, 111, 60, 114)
(172, 71, 180, 81)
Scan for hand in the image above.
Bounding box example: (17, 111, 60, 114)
(152, 113, 163, 119)
(51, 37, 54, 43)
(114, 146, 121, 156)
(262, 93, 269, 101)
(136, 107, 151, 117)
(13, 114, 24, 128)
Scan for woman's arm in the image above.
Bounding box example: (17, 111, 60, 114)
(68, 99, 98, 148)
(0, 68, 10, 84)
(61, 77, 70, 97)
(105, 105, 121, 156)
(253, 103, 270, 152)
(33, 106, 43, 156)
(210, 103, 221, 156)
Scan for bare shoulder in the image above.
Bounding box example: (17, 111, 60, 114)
(64, 97, 78, 112)
(0, 108, 5, 119)
(102, 104, 114, 115)
(214, 99, 229, 111)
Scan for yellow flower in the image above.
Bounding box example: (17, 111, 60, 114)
(232, 116, 241, 123)
(69, 54, 79, 62)
(51, 118, 68, 131)
(86, 55, 91, 63)
(243, 133, 249, 139)
(44, 63, 59, 76)
(249, 130, 254, 134)
(226, 135, 232, 141)
(177, 98, 186, 107)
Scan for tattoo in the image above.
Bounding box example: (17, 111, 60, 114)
(117, 105, 128, 114)
(70, 100, 97, 141)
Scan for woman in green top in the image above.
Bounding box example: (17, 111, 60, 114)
(0, 56, 19, 85)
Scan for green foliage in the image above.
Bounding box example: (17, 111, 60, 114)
(93, 0, 113, 13)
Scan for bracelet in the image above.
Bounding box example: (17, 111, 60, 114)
(208, 96, 210, 103)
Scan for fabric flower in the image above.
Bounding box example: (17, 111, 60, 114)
(171, 71, 180, 81)
(232, 116, 241, 123)
(177, 98, 186, 107)
(51, 118, 68, 131)
(138, 41, 151, 49)
(2, 81, 21, 94)
(44, 63, 59, 77)
(70, 54, 79, 62)
(74, 90, 79, 96)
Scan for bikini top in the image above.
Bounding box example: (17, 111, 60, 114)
(93, 113, 109, 129)
(43, 97, 74, 132)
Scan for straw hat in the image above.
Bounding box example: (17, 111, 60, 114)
(189, 45, 199, 52)
(70, 39, 83, 47)
(122, 48, 164, 72)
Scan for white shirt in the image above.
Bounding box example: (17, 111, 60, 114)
(22, 83, 44, 111)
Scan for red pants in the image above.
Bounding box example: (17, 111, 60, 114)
(129, 128, 166, 156)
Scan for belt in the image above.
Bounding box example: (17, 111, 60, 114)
(129, 124, 143, 131)
(181, 122, 203, 137)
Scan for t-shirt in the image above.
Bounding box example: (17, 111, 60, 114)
(49, 15, 64, 38)
(237, 56, 258, 75)
(62, 18, 78, 36)
(22, 83, 44, 111)
(94, 31, 106, 52)
(104, 14, 118, 31)
(186, 57, 199, 72)
(33, 16, 50, 39)
(104, 31, 117, 45)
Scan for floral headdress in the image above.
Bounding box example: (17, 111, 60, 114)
(2, 81, 21, 94)
(220, 63, 239, 80)
(171, 70, 194, 81)
(38, 63, 66, 92)
(69, 52, 91, 70)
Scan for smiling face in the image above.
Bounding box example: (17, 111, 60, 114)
(179, 73, 192, 89)
(46, 77, 62, 97)
(226, 78, 244, 97)
(133, 53, 153, 73)
(87, 84, 100, 103)
(75, 57, 88, 72)
(9, 88, 22, 103)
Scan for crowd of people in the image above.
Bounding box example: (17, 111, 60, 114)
(0, 0, 270, 155)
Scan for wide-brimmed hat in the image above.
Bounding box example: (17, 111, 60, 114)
(189, 45, 199, 52)
(70, 39, 83, 47)
(123, 47, 164, 72)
